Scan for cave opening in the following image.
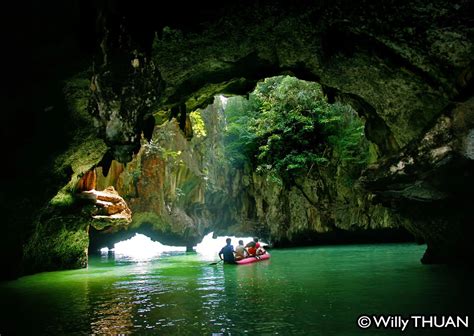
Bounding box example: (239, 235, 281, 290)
(95, 232, 266, 262)
(99, 233, 186, 261)
(84, 74, 414, 264)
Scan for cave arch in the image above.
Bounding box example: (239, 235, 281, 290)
(163, 71, 400, 156)
(90, 0, 470, 166)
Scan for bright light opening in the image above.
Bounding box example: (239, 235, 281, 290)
(195, 232, 267, 259)
(100, 233, 186, 260)
(218, 94, 228, 108)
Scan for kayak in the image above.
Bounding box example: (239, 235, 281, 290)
(235, 253, 271, 265)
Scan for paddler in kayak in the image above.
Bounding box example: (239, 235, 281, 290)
(245, 238, 266, 257)
(218, 238, 236, 264)
(234, 240, 247, 261)
(245, 238, 258, 257)
(255, 238, 267, 255)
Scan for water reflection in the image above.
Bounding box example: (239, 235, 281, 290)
(197, 265, 229, 334)
(90, 291, 134, 335)
(86, 251, 294, 335)
(89, 261, 156, 334)
(2, 244, 472, 335)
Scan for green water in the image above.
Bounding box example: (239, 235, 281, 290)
(1, 244, 472, 335)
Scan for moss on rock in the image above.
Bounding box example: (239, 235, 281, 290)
(22, 71, 110, 275)
(23, 215, 90, 274)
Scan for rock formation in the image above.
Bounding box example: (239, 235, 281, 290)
(362, 98, 474, 263)
(80, 186, 132, 223)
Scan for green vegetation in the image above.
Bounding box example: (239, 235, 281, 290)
(56, 73, 108, 193)
(223, 96, 257, 166)
(189, 110, 207, 138)
(49, 190, 75, 207)
(224, 76, 369, 183)
(23, 216, 89, 274)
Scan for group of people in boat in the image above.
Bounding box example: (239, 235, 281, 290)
(218, 237, 266, 264)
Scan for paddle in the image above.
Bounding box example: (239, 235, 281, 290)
(209, 259, 223, 265)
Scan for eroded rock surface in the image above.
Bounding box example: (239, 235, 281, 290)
(80, 186, 132, 224)
(362, 98, 474, 263)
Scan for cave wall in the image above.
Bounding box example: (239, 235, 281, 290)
(89, 98, 225, 250)
(152, 0, 472, 150)
(362, 98, 474, 264)
(1, 0, 101, 278)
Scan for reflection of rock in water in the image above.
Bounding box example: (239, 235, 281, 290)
(90, 292, 134, 335)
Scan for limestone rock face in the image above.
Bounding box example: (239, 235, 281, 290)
(214, 165, 408, 246)
(77, 170, 97, 191)
(90, 99, 227, 248)
(151, 0, 472, 152)
(20, 73, 110, 277)
(80, 186, 132, 224)
(362, 98, 474, 263)
(89, 56, 162, 163)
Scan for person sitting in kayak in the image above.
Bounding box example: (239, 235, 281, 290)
(254, 237, 266, 255)
(234, 240, 247, 261)
(246, 238, 266, 257)
(219, 238, 236, 264)
(245, 239, 258, 257)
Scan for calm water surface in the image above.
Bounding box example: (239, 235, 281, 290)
(1, 244, 472, 335)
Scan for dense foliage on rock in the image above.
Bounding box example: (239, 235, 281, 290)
(225, 76, 369, 184)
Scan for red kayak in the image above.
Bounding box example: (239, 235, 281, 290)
(235, 253, 271, 265)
